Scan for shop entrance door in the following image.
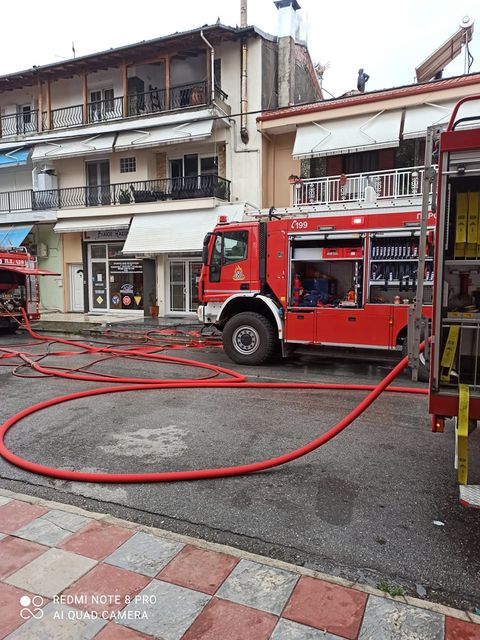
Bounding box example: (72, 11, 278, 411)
(168, 259, 202, 314)
(88, 242, 143, 312)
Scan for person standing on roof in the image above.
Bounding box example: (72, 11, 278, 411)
(357, 69, 370, 92)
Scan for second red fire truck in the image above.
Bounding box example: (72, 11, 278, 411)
(197, 208, 435, 379)
(0, 247, 57, 333)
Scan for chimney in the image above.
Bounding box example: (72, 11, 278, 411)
(275, 0, 300, 38)
(274, 0, 301, 107)
(240, 0, 247, 28)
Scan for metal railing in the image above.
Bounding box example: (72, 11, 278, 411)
(0, 175, 230, 214)
(0, 111, 39, 137)
(292, 166, 437, 206)
(1, 81, 211, 137)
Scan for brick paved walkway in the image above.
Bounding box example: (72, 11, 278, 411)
(0, 490, 479, 639)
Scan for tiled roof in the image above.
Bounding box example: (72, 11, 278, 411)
(258, 73, 480, 122)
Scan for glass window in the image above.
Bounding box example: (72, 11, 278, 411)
(184, 154, 198, 177)
(120, 157, 136, 173)
(223, 231, 248, 264)
(209, 234, 223, 283)
(200, 157, 218, 175)
(108, 243, 124, 259)
(90, 244, 106, 259)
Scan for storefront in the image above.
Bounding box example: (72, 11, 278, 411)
(83, 228, 144, 313)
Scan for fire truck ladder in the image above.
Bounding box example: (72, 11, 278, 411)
(407, 125, 441, 381)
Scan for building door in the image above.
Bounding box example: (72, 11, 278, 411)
(168, 259, 202, 314)
(87, 242, 144, 313)
(86, 161, 111, 206)
(69, 264, 84, 312)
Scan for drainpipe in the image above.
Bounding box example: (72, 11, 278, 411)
(240, 39, 249, 144)
(200, 30, 215, 103)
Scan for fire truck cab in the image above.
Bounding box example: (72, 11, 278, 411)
(198, 209, 435, 376)
(0, 247, 58, 333)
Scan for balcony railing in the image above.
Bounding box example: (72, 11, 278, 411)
(0, 175, 231, 214)
(0, 111, 39, 137)
(1, 81, 210, 137)
(292, 166, 437, 207)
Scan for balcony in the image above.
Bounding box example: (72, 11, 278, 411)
(0, 175, 231, 215)
(0, 81, 212, 138)
(292, 166, 436, 208)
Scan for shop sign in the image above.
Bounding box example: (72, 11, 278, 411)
(110, 260, 142, 274)
(83, 229, 128, 241)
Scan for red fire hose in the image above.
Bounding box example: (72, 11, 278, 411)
(0, 310, 427, 483)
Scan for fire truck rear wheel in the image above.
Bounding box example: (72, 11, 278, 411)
(402, 341, 429, 382)
(223, 312, 277, 365)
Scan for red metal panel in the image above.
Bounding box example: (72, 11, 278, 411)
(285, 310, 315, 342)
(314, 306, 393, 347)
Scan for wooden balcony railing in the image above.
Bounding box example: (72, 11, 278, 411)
(0, 175, 231, 214)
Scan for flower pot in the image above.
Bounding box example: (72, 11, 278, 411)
(149, 305, 159, 318)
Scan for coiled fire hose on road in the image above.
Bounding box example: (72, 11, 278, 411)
(0, 309, 427, 483)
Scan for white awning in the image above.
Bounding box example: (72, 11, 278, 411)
(293, 110, 403, 159)
(54, 216, 131, 233)
(115, 119, 213, 151)
(403, 100, 480, 139)
(123, 204, 245, 254)
(32, 134, 116, 161)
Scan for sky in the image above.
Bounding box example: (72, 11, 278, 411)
(1, 0, 479, 99)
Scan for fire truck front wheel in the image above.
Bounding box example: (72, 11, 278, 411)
(223, 312, 277, 365)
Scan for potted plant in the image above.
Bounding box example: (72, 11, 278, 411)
(119, 189, 131, 204)
(288, 174, 301, 184)
(149, 291, 159, 318)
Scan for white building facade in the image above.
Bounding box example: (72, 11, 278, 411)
(0, 3, 320, 317)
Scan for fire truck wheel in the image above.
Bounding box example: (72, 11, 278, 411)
(402, 341, 429, 382)
(223, 312, 277, 365)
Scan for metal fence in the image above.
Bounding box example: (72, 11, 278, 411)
(0, 175, 231, 214)
(1, 81, 210, 136)
(293, 166, 436, 206)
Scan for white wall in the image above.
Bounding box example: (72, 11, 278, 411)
(218, 37, 263, 207)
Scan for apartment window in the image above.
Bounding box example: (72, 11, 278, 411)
(169, 154, 219, 197)
(169, 154, 218, 178)
(120, 157, 136, 173)
(89, 88, 115, 121)
(214, 59, 221, 88)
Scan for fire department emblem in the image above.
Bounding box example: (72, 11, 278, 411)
(232, 265, 245, 281)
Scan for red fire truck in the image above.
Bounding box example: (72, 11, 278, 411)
(429, 96, 480, 506)
(197, 208, 435, 378)
(0, 247, 57, 333)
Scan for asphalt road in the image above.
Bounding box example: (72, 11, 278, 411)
(1, 330, 480, 611)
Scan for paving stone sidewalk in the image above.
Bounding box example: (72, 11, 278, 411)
(0, 490, 479, 640)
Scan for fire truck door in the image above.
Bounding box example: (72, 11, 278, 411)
(315, 307, 393, 347)
(206, 229, 257, 300)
